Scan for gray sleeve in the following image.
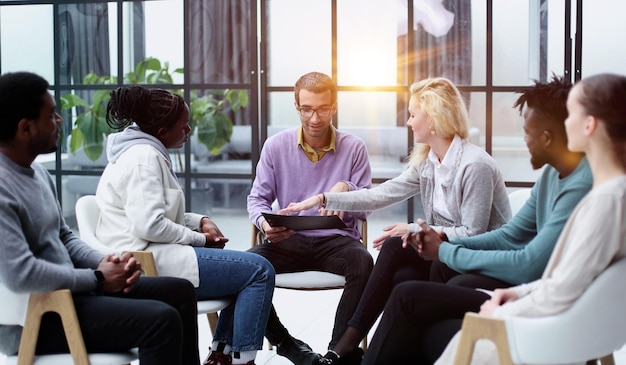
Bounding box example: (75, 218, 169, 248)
(325, 167, 420, 212)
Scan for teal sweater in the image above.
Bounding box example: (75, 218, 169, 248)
(439, 157, 592, 285)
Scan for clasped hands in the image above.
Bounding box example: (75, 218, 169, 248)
(96, 252, 142, 293)
(372, 219, 445, 260)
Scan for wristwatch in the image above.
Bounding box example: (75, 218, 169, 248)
(93, 270, 105, 293)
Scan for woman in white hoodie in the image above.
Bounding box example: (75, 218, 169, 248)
(95, 85, 274, 365)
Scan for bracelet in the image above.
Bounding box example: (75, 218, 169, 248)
(316, 194, 324, 208)
(322, 193, 327, 208)
(408, 223, 422, 233)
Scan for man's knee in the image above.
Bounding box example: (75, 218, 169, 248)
(342, 246, 373, 283)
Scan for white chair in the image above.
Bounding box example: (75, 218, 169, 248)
(453, 257, 626, 365)
(251, 219, 369, 349)
(75, 195, 230, 334)
(508, 188, 532, 216)
(0, 281, 138, 365)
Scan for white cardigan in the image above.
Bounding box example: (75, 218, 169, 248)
(95, 144, 206, 286)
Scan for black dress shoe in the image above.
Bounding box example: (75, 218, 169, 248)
(315, 351, 340, 365)
(276, 336, 322, 365)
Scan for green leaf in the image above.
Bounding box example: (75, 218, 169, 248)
(145, 57, 162, 71)
(83, 72, 99, 84)
(69, 129, 85, 154)
(84, 143, 104, 161)
(60, 94, 90, 110)
(92, 90, 110, 112)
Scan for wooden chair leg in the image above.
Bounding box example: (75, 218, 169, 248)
(207, 312, 219, 334)
(599, 354, 616, 365)
(453, 313, 514, 365)
(18, 289, 90, 365)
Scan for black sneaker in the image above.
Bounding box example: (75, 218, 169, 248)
(316, 348, 363, 365)
(276, 336, 322, 365)
(315, 351, 340, 365)
(339, 348, 363, 365)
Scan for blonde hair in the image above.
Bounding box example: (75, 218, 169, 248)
(406, 77, 470, 167)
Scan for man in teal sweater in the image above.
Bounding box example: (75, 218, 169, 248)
(420, 75, 593, 289)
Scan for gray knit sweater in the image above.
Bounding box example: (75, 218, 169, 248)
(325, 140, 511, 238)
(0, 153, 104, 355)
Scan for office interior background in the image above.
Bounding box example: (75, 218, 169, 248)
(1, 0, 625, 244)
(2, 1, 626, 363)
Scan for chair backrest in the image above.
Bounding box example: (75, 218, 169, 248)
(507, 188, 532, 216)
(75, 195, 117, 254)
(507, 257, 626, 364)
(0, 281, 29, 326)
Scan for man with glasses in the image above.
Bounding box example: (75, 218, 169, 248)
(247, 72, 373, 364)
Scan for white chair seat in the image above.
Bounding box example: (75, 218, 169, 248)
(275, 271, 346, 289)
(197, 298, 231, 314)
(5, 349, 139, 365)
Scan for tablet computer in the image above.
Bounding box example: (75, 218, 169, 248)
(262, 212, 348, 231)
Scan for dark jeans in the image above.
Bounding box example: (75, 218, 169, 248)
(348, 237, 432, 333)
(430, 260, 514, 290)
(248, 233, 373, 349)
(362, 281, 490, 365)
(35, 276, 199, 365)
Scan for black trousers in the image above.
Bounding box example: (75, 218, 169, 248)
(430, 260, 514, 290)
(35, 276, 200, 365)
(362, 281, 490, 365)
(348, 238, 433, 334)
(248, 233, 373, 349)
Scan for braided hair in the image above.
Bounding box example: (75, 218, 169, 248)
(106, 85, 185, 136)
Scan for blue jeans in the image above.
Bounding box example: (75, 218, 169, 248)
(193, 248, 275, 352)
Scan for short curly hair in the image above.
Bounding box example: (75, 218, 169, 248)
(513, 74, 572, 128)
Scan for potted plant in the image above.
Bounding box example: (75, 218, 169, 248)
(60, 57, 248, 162)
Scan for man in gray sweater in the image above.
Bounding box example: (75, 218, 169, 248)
(0, 71, 200, 365)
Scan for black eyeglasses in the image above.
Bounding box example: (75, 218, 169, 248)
(297, 106, 334, 118)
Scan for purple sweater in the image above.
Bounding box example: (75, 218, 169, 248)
(248, 127, 372, 240)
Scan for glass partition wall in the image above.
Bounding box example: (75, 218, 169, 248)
(0, 0, 615, 234)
